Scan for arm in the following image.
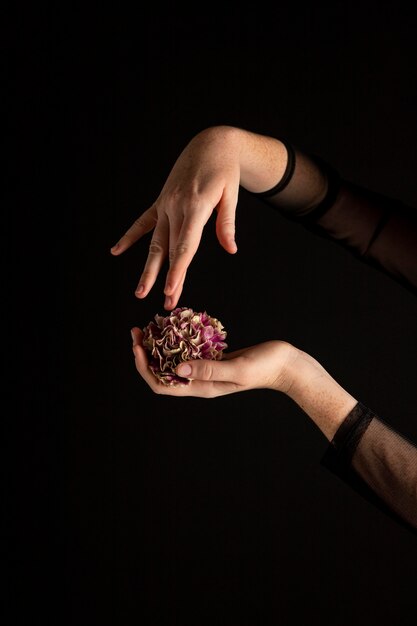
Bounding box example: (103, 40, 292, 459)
(110, 125, 325, 309)
(131, 329, 417, 533)
(111, 125, 417, 305)
(245, 138, 417, 295)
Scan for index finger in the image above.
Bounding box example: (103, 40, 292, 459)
(163, 215, 206, 296)
(110, 205, 157, 255)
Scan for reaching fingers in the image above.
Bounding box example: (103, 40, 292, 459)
(164, 268, 187, 311)
(163, 215, 206, 298)
(163, 214, 183, 309)
(135, 217, 169, 298)
(110, 205, 157, 255)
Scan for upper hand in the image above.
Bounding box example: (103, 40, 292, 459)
(110, 126, 241, 310)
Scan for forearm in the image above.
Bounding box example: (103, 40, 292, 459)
(282, 348, 417, 531)
(194, 125, 288, 192)
(197, 125, 325, 197)
(284, 348, 358, 440)
(234, 124, 417, 295)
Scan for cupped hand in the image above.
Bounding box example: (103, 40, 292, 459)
(111, 127, 241, 310)
(131, 327, 298, 398)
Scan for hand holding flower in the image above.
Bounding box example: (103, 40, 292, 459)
(132, 326, 297, 398)
(132, 324, 357, 441)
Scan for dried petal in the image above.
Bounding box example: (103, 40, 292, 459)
(142, 307, 228, 386)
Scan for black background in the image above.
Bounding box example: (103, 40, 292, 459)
(5, 3, 417, 625)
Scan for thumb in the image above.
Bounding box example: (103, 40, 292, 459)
(176, 358, 238, 382)
(215, 189, 238, 254)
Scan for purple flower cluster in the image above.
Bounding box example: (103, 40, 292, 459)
(142, 307, 228, 386)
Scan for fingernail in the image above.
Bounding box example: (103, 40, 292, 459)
(136, 284, 144, 295)
(177, 363, 192, 376)
(111, 243, 119, 252)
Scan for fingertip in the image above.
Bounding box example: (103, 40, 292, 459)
(164, 295, 177, 310)
(131, 327, 141, 346)
(164, 282, 174, 296)
(221, 239, 237, 254)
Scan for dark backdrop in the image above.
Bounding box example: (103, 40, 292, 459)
(6, 4, 417, 626)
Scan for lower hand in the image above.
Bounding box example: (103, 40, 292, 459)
(131, 327, 297, 397)
(131, 328, 357, 440)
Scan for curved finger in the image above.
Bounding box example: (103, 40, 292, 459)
(215, 185, 238, 254)
(131, 327, 176, 393)
(135, 217, 169, 298)
(110, 205, 157, 255)
(131, 328, 154, 379)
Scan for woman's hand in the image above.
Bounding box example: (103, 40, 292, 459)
(131, 327, 358, 440)
(131, 327, 297, 397)
(111, 126, 241, 310)
(111, 125, 288, 310)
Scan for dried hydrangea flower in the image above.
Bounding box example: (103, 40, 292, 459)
(142, 307, 228, 386)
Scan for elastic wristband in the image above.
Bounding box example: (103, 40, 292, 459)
(251, 140, 296, 198)
(325, 401, 375, 467)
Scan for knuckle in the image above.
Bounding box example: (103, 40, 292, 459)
(149, 239, 164, 255)
(220, 218, 235, 232)
(133, 216, 149, 230)
(175, 241, 188, 256)
(202, 362, 214, 381)
(182, 222, 197, 237)
(168, 247, 176, 263)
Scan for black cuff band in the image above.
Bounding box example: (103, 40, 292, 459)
(251, 140, 296, 198)
(322, 401, 375, 470)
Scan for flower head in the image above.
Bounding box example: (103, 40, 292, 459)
(142, 307, 228, 386)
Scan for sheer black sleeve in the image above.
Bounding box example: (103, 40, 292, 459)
(250, 142, 417, 295)
(250, 144, 417, 531)
(321, 402, 417, 533)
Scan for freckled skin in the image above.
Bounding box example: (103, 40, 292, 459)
(133, 327, 357, 442)
(285, 350, 357, 440)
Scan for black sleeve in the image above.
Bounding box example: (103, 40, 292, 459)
(250, 142, 417, 295)
(321, 402, 417, 533)
(249, 144, 417, 531)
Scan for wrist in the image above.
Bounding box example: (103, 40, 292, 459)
(237, 131, 288, 193)
(284, 349, 358, 440)
(269, 342, 301, 394)
(191, 126, 288, 195)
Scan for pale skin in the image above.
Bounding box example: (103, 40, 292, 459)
(131, 328, 357, 441)
(112, 125, 358, 441)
